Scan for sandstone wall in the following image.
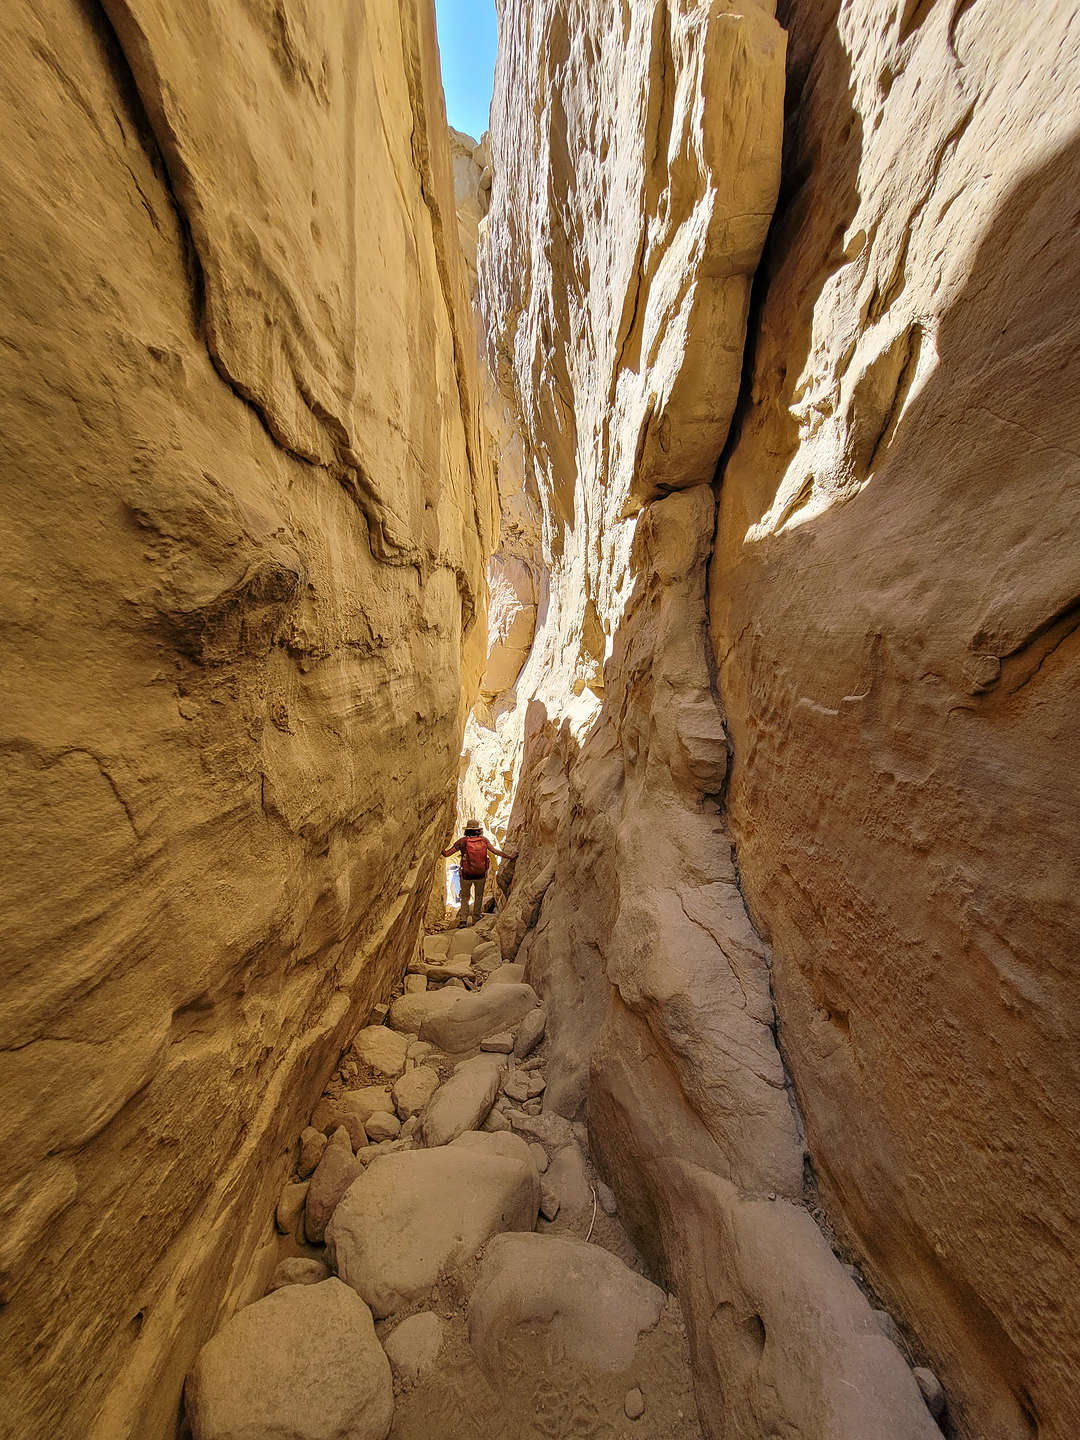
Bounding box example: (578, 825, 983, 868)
(478, 3, 944, 1437)
(0, 2, 493, 1436)
(710, 4, 1080, 1438)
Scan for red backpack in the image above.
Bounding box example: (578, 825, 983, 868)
(461, 836, 489, 877)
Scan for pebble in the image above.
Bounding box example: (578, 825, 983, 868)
(522, 1098, 542, 1115)
(597, 1181, 617, 1216)
(624, 1386, 645, 1420)
(365, 1111, 401, 1142)
(529, 1142, 549, 1173)
(445, 977, 467, 989)
(526, 1073, 547, 1098)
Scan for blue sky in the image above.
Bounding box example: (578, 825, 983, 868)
(433, 0, 498, 140)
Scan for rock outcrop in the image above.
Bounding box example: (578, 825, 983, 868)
(710, 4, 1080, 1437)
(471, 2, 1079, 1440)
(0, 2, 492, 1436)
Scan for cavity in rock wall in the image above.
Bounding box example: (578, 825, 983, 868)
(0, 2, 493, 1435)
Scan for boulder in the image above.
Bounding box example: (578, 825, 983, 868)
(392, 1065, 440, 1120)
(526, 1073, 547, 1098)
(482, 1108, 512, 1133)
(420, 984, 539, 1054)
(185, 1278, 392, 1440)
(539, 1185, 560, 1221)
(447, 927, 485, 959)
(483, 963, 525, 988)
(502, 1072, 530, 1103)
(407, 1040, 435, 1063)
(528, 1143, 549, 1174)
(326, 1140, 539, 1316)
(415, 958, 474, 981)
(421, 933, 452, 963)
(298, 1127, 327, 1179)
(468, 1233, 665, 1374)
(451, 1130, 536, 1170)
(321, 1085, 392, 1132)
(403, 974, 427, 993)
(267, 1258, 330, 1294)
(275, 1181, 309, 1237)
(351, 1026, 410, 1077)
(544, 1143, 593, 1225)
(421, 1055, 504, 1147)
(382, 1311, 446, 1385)
(512, 1007, 546, 1059)
(388, 989, 466, 1035)
(480, 1032, 514, 1053)
(305, 1132, 363, 1243)
(364, 1111, 401, 1142)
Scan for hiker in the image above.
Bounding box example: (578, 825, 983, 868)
(441, 819, 516, 928)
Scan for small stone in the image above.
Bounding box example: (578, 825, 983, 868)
(872, 1307, 905, 1351)
(513, 1007, 546, 1059)
(392, 1065, 440, 1120)
(597, 1181, 617, 1216)
(481, 1108, 512, 1133)
(365, 1111, 401, 1142)
(526, 1073, 546, 1098)
(298, 1126, 328, 1178)
(913, 1366, 946, 1420)
(539, 1185, 560, 1221)
(352, 1026, 410, 1078)
(502, 1072, 531, 1103)
(522, 1098, 542, 1116)
(407, 1040, 434, 1062)
(528, 1142, 549, 1173)
(370, 1002, 389, 1021)
(624, 1387, 645, 1420)
(266, 1257, 330, 1293)
(400, 1115, 420, 1138)
(480, 1032, 514, 1053)
(403, 974, 427, 993)
(383, 1310, 446, 1385)
(521, 1056, 544, 1072)
(275, 1181, 309, 1235)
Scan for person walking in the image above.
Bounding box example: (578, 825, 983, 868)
(441, 819, 515, 928)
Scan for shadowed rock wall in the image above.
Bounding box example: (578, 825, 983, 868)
(0, 2, 493, 1436)
(711, 4, 1080, 1438)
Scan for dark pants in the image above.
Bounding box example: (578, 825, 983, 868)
(459, 873, 485, 927)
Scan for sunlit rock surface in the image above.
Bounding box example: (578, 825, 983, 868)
(711, 4, 1080, 1437)
(0, 2, 493, 1436)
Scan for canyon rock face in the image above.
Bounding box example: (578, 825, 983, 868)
(0, 2, 493, 1437)
(711, 5, 1080, 1438)
(476, 2, 1079, 1440)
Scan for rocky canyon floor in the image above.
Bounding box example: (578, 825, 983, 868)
(183, 920, 710, 1440)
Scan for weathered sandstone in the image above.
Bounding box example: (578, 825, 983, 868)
(0, 2, 493, 1435)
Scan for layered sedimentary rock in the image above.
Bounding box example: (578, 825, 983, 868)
(711, 5, 1080, 1438)
(0, 2, 492, 1437)
(475, 3, 941, 1437)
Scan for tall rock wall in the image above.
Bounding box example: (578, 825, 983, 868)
(479, 3, 943, 1438)
(0, 2, 493, 1436)
(480, 2, 1079, 1440)
(711, 4, 1080, 1438)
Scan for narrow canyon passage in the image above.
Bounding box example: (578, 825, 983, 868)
(2, 2, 1078, 1439)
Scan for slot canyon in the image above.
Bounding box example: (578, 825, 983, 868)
(1, 2, 1077, 1438)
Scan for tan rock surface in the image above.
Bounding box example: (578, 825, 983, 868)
(710, 5, 1080, 1436)
(0, 1, 493, 1435)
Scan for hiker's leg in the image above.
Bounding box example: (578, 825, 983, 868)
(471, 875, 485, 924)
(458, 878, 473, 928)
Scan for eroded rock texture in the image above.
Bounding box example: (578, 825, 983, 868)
(476, 2, 1079, 1439)
(711, 4, 1080, 1438)
(0, 2, 492, 1436)
(475, 3, 940, 1437)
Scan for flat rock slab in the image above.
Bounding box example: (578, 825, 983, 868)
(388, 989, 465, 1035)
(420, 983, 539, 1054)
(186, 1278, 392, 1440)
(421, 1055, 505, 1147)
(326, 1140, 539, 1318)
(468, 1233, 665, 1375)
(483, 963, 526, 987)
(352, 1026, 410, 1077)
